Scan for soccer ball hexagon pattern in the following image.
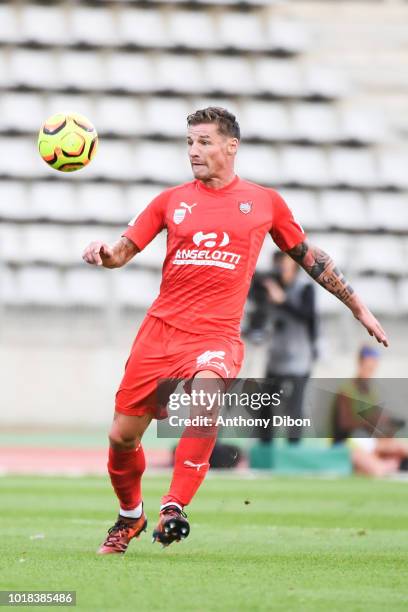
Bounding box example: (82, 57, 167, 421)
(38, 112, 98, 172)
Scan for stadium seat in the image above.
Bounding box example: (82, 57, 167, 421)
(132, 232, 167, 270)
(0, 265, 18, 305)
(236, 145, 281, 185)
(397, 278, 408, 314)
(106, 53, 155, 92)
(308, 233, 351, 270)
(204, 56, 255, 95)
(64, 269, 109, 307)
(20, 5, 69, 46)
(94, 96, 143, 136)
(23, 226, 72, 266)
(281, 147, 330, 187)
(86, 140, 135, 181)
(134, 142, 189, 183)
(0, 93, 46, 133)
(125, 185, 165, 219)
(352, 276, 399, 316)
(320, 191, 369, 231)
(59, 52, 107, 91)
(8, 50, 58, 90)
(279, 189, 326, 231)
(339, 108, 385, 144)
(45, 94, 96, 126)
(191, 97, 241, 119)
(70, 7, 119, 46)
(0, 5, 19, 44)
(378, 149, 408, 189)
(17, 266, 64, 307)
(155, 55, 205, 94)
(29, 182, 80, 222)
(114, 269, 161, 308)
(255, 59, 305, 97)
(0, 224, 21, 263)
(315, 284, 344, 315)
(266, 19, 309, 54)
(217, 12, 267, 51)
(291, 103, 340, 143)
(367, 193, 408, 232)
(0, 182, 29, 221)
(168, 10, 219, 49)
(329, 148, 378, 189)
(0, 51, 9, 88)
(77, 184, 128, 223)
(118, 8, 168, 47)
(0, 137, 49, 178)
(240, 101, 292, 141)
(70, 226, 119, 265)
(144, 98, 190, 137)
(305, 66, 348, 99)
(350, 236, 406, 276)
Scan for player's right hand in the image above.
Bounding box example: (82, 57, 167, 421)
(82, 241, 114, 266)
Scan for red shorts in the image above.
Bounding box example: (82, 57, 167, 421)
(115, 315, 245, 419)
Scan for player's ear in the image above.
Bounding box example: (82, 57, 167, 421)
(227, 138, 239, 156)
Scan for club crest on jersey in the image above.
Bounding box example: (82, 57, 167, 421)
(239, 201, 252, 214)
(173, 202, 197, 225)
(173, 209, 186, 225)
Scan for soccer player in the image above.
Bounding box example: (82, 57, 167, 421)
(83, 107, 388, 554)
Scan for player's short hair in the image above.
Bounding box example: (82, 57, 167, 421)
(187, 107, 241, 140)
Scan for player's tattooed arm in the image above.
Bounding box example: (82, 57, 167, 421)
(286, 240, 389, 347)
(82, 237, 140, 268)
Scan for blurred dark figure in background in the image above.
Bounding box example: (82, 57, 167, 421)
(332, 346, 408, 476)
(245, 251, 318, 444)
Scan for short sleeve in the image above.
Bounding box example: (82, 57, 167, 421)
(269, 190, 306, 251)
(123, 190, 168, 251)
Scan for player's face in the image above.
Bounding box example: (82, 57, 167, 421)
(187, 123, 238, 181)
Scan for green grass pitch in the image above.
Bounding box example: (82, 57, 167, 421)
(0, 475, 407, 611)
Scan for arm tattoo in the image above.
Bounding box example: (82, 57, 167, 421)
(107, 237, 139, 268)
(287, 241, 355, 308)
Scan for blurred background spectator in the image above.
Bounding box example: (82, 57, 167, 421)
(332, 346, 408, 476)
(245, 252, 318, 444)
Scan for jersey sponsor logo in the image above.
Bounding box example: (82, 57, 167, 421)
(173, 202, 197, 225)
(239, 201, 252, 214)
(193, 231, 229, 248)
(173, 231, 241, 270)
(196, 350, 230, 377)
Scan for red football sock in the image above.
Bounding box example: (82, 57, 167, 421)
(162, 427, 217, 508)
(108, 445, 146, 511)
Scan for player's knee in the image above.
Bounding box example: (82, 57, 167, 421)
(108, 430, 139, 449)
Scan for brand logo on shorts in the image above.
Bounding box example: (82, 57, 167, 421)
(196, 350, 230, 377)
(239, 201, 252, 214)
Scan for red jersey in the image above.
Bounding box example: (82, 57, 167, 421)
(123, 176, 305, 337)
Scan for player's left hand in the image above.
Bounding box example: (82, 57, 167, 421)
(354, 306, 389, 347)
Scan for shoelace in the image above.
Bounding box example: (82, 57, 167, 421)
(162, 507, 188, 519)
(104, 520, 134, 546)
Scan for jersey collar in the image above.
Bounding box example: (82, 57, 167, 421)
(195, 175, 240, 195)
